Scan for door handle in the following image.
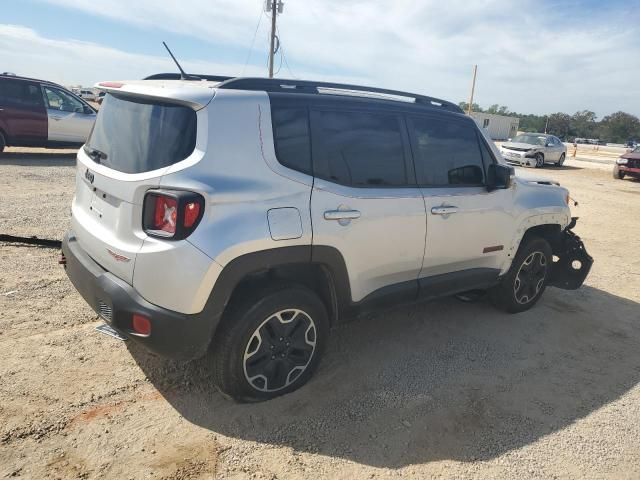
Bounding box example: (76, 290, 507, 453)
(324, 209, 361, 221)
(431, 206, 458, 215)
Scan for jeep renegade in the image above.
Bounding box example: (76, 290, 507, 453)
(62, 76, 592, 401)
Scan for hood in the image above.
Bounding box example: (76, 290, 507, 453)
(621, 151, 640, 160)
(513, 167, 560, 186)
(502, 142, 543, 151)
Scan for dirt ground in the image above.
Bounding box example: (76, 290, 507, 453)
(1, 149, 639, 480)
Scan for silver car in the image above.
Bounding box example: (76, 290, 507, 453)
(500, 133, 567, 168)
(61, 76, 591, 401)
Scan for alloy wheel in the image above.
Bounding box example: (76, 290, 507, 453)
(243, 308, 317, 392)
(514, 251, 548, 304)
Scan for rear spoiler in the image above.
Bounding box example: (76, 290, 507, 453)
(94, 80, 215, 110)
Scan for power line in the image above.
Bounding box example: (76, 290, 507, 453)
(242, 2, 265, 76)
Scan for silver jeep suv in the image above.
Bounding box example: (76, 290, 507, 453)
(62, 76, 592, 401)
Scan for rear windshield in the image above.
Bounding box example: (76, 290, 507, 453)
(86, 93, 197, 174)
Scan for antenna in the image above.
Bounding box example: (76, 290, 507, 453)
(162, 41, 198, 80)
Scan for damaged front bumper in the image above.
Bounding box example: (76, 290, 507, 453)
(549, 218, 593, 290)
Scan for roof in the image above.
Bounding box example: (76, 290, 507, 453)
(139, 73, 464, 114)
(0, 73, 65, 89)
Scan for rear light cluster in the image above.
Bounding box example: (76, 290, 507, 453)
(143, 190, 204, 240)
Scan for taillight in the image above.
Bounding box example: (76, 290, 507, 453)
(153, 195, 178, 234)
(143, 190, 204, 240)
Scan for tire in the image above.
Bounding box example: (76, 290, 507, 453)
(613, 165, 626, 180)
(489, 236, 552, 313)
(0, 132, 5, 153)
(534, 152, 545, 168)
(555, 153, 565, 167)
(211, 285, 330, 402)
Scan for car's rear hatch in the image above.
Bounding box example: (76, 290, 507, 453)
(71, 80, 214, 284)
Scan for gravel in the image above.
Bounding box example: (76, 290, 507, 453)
(1, 149, 640, 479)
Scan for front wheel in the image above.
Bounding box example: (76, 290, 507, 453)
(613, 165, 626, 180)
(211, 285, 329, 402)
(489, 237, 552, 313)
(534, 153, 545, 168)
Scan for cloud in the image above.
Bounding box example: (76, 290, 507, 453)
(6, 0, 640, 116)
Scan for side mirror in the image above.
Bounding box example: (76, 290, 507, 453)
(487, 163, 514, 191)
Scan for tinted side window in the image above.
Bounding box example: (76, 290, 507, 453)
(409, 116, 485, 186)
(313, 110, 407, 187)
(0, 80, 43, 107)
(271, 107, 311, 175)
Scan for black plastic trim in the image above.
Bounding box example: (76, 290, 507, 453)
(418, 268, 501, 299)
(62, 232, 217, 360)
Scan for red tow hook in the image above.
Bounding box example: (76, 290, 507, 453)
(58, 252, 67, 266)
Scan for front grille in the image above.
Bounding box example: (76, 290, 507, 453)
(627, 158, 640, 169)
(503, 146, 531, 152)
(98, 301, 113, 321)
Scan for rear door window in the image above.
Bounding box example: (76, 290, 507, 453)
(0, 79, 44, 107)
(312, 109, 408, 187)
(408, 116, 486, 186)
(86, 93, 196, 174)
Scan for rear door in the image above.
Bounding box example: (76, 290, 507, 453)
(71, 93, 200, 284)
(0, 78, 47, 143)
(41, 85, 95, 143)
(406, 114, 515, 290)
(310, 107, 426, 303)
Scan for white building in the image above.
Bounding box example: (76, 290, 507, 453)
(470, 112, 519, 141)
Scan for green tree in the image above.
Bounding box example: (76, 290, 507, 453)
(458, 101, 483, 112)
(599, 111, 640, 143)
(571, 110, 597, 138)
(485, 104, 510, 115)
(547, 113, 572, 139)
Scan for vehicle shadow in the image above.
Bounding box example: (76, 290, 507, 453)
(129, 285, 640, 468)
(0, 151, 76, 166)
(552, 164, 582, 170)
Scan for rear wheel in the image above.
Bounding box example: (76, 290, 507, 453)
(555, 153, 565, 166)
(534, 152, 545, 168)
(489, 236, 552, 313)
(613, 165, 626, 180)
(211, 285, 329, 402)
(0, 132, 5, 153)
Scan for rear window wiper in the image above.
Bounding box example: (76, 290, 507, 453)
(83, 146, 108, 163)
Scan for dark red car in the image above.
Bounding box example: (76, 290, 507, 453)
(614, 146, 640, 180)
(0, 74, 96, 152)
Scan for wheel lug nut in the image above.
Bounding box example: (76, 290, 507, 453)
(286, 342, 290, 346)
(280, 353, 285, 358)
(271, 355, 275, 360)
(270, 345, 274, 349)
(279, 337, 283, 342)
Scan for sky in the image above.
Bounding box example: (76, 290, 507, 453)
(1, 0, 639, 118)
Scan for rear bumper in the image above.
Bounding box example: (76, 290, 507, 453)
(549, 218, 593, 290)
(62, 232, 217, 360)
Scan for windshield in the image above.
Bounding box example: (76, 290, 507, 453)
(86, 93, 197, 174)
(511, 134, 547, 146)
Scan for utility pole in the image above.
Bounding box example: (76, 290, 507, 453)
(467, 64, 477, 115)
(267, 0, 284, 78)
(544, 116, 549, 133)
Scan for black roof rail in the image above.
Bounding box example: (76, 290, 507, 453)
(216, 77, 463, 113)
(144, 73, 233, 82)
